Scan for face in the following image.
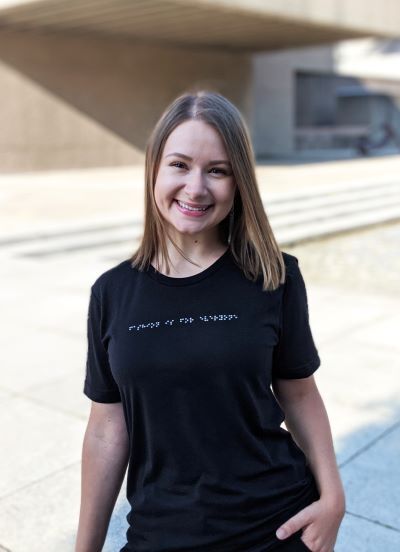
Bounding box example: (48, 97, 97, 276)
(154, 119, 237, 245)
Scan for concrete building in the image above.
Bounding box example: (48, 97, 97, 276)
(253, 38, 400, 160)
(1, 0, 400, 171)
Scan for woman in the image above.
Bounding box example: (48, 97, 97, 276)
(75, 90, 345, 552)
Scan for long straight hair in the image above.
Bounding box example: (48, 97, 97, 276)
(129, 89, 285, 291)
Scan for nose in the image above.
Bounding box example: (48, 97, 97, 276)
(184, 167, 209, 199)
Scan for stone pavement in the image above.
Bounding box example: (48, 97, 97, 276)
(0, 155, 399, 551)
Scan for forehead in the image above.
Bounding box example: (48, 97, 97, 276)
(163, 120, 227, 156)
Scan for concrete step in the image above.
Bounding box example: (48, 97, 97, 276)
(3, 225, 142, 258)
(0, 211, 139, 247)
(269, 188, 400, 228)
(276, 204, 400, 245)
(266, 180, 400, 216)
(268, 179, 400, 244)
(261, 176, 400, 204)
(1, 179, 399, 257)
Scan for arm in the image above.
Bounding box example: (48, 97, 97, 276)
(272, 374, 345, 507)
(272, 375, 345, 550)
(75, 401, 130, 552)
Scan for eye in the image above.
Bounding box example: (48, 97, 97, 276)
(170, 161, 187, 169)
(169, 162, 228, 175)
(209, 167, 227, 175)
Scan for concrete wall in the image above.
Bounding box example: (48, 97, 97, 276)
(251, 45, 335, 158)
(251, 38, 400, 158)
(0, 29, 252, 172)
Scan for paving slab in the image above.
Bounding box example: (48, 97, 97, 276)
(340, 421, 400, 531)
(0, 388, 11, 401)
(305, 288, 394, 347)
(0, 396, 85, 498)
(284, 221, 400, 298)
(335, 512, 400, 551)
(1, 326, 85, 392)
(23, 367, 91, 421)
(323, 400, 396, 467)
(316, 341, 399, 408)
(0, 462, 130, 552)
(350, 314, 400, 354)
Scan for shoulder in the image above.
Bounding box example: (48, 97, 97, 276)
(91, 259, 132, 299)
(281, 251, 300, 277)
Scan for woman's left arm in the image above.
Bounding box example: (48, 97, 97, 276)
(272, 374, 346, 552)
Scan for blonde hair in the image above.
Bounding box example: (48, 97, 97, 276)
(129, 89, 285, 291)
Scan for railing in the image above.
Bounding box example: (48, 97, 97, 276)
(295, 125, 370, 150)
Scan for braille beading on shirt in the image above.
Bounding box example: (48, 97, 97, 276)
(128, 313, 239, 332)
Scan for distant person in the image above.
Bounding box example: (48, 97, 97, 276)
(75, 90, 345, 552)
(356, 121, 400, 155)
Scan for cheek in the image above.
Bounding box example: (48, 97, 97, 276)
(154, 175, 175, 204)
(214, 183, 236, 204)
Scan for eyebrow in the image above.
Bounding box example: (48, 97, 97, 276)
(165, 152, 231, 166)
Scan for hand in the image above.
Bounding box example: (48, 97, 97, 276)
(275, 496, 345, 552)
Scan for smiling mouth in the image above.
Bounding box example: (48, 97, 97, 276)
(175, 199, 213, 211)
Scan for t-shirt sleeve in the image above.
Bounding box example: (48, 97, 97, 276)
(272, 255, 321, 380)
(83, 287, 121, 403)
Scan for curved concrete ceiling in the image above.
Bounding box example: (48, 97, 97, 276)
(0, 0, 399, 52)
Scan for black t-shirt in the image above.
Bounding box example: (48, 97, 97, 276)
(83, 248, 321, 552)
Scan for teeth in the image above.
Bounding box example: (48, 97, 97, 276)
(177, 200, 210, 211)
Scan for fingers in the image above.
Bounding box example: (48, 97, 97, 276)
(276, 505, 312, 540)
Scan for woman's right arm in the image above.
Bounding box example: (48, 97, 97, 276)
(75, 401, 130, 552)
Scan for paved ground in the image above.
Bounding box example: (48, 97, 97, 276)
(285, 220, 400, 551)
(0, 155, 399, 551)
(285, 220, 400, 297)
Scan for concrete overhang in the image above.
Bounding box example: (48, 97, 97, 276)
(0, 0, 399, 52)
